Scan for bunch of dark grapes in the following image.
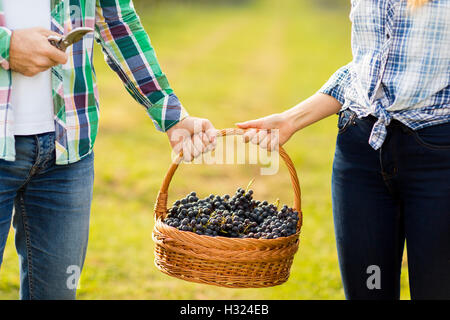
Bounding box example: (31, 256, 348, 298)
(163, 188, 300, 239)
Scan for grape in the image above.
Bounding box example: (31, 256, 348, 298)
(163, 187, 299, 239)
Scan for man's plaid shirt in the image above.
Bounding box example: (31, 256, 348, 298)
(0, 0, 188, 164)
(320, 0, 450, 150)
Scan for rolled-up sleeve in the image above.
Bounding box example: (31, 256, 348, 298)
(0, 27, 12, 70)
(95, 0, 188, 132)
(318, 62, 353, 106)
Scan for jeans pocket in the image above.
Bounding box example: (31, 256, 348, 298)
(412, 122, 450, 150)
(337, 109, 357, 134)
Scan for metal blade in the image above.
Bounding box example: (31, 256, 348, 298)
(62, 27, 94, 48)
(48, 27, 94, 51)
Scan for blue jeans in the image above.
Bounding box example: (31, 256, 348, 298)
(0, 132, 94, 300)
(332, 110, 450, 300)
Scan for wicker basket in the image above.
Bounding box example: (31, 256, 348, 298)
(152, 128, 303, 288)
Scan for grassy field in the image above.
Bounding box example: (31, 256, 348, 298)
(0, 0, 410, 299)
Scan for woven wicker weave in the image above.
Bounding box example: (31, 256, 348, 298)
(152, 128, 303, 288)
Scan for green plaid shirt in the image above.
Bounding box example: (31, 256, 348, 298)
(0, 0, 188, 164)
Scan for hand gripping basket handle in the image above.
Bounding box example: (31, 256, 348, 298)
(154, 128, 303, 229)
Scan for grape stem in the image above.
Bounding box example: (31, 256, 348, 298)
(274, 198, 280, 210)
(245, 178, 255, 194)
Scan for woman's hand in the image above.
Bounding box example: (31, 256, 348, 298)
(236, 113, 296, 151)
(237, 93, 343, 151)
(166, 116, 217, 162)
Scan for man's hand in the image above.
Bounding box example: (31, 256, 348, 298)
(10, 27, 68, 77)
(166, 117, 217, 162)
(236, 113, 296, 151)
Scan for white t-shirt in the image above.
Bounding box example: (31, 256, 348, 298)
(3, 0, 55, 135)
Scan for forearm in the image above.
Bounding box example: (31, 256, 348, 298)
(282, 93, 342, 133)
(95, 0, 187, 132)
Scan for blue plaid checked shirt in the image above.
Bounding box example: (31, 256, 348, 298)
(319, 0, 450, 150)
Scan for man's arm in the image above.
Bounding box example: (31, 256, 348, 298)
(94, 0, 216, 161)
(94, 0, 187, 132)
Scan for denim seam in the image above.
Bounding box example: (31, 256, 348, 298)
(30, 135, 42, 175)
(37, 133, 55, 170)
(379, 145, 398, 196)
(381, 172, 397, 195)
(17, 136, 41, 191)
(17, 193, 34, 300)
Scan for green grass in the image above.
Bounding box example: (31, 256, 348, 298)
(0, 0, 410, 300)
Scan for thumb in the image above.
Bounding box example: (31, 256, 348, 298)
(236, 119, 264, 129)
(35, 27, 63, 39)
(202, 120, 217, 143)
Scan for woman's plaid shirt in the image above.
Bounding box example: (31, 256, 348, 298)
(320, 0, 450, 150)
(0, 0, 188, 164)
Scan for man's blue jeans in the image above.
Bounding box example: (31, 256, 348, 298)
(332, 110, 450, 300)
(0, 132, 94, 299)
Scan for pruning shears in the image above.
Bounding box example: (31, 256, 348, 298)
(48, 27, 94, 51)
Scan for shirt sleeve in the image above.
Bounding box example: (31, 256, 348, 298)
(0, 27, 12, 70)
(94, 0, 188, 132)
(318, 62, 353, 106)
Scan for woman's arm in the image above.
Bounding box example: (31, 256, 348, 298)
(236, 93, 342, 150)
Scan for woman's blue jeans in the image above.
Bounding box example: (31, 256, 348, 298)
(332, 110, 450, 300)
(0, 132, 94, 300)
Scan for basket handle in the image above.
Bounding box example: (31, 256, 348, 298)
(154, 128, 302, 227)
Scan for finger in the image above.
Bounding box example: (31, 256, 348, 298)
(45, 45, 69, 65)
(259, 133, 270, 150)
(36, 30, 69, 65)
(190, 135, 202, 159)
(171, 138, 184, 155)
(182, 134, 203, 162)
(182, 138, 195, 162)
(251, 130, 268, 145)
(168, 129, 190, 154)
(236, 119, 264, 129)
(193, 133, 206, 153)
(23, 66, 50, 77)
(200, 132, 211, 152)
(202, 120, 217, 143)
(36, 27, 64, 38)
(35, 56, 56, 69)
(190, 118, 208, 135)
(269, 133, 280, 151)
(205, 128, 217, 145)
(208, 140, 217, 152)
(205, 132, 217, 152)
(243, 128, 258, 143)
